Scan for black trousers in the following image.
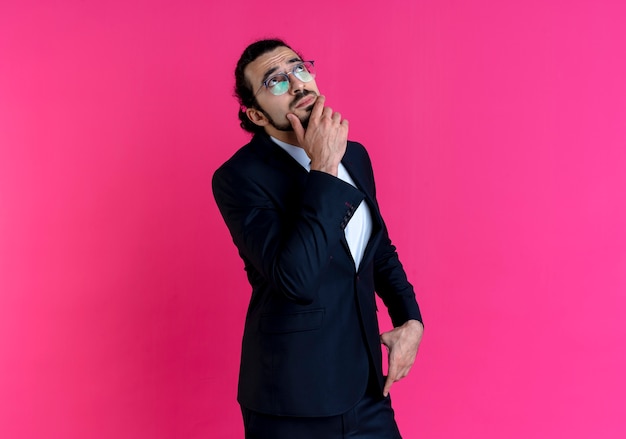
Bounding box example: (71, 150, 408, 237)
(241, 372, 403, 439)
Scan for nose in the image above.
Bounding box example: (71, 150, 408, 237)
(288, 74, 306, 95)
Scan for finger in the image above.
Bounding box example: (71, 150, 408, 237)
(383, 375, 394, 397)
(310, 94, 326, 119)
(322, 106, 333, 119)
(383, 337, 397, 397)
(332, 111, 342, 123)
(287, 114, 305, 142)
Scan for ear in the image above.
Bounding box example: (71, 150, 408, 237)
(246, 107, 269, 127)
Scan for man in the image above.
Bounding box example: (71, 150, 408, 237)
(212, 39, 424, 438)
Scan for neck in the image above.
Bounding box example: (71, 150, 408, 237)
(264, 127, 300, 147)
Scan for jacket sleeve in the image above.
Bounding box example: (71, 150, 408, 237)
(352, 144, 423, 326)
(212, 164, 364, 305)
(373, 227, 423, 326)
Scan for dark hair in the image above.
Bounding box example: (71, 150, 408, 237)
(234, 39, 295, 134)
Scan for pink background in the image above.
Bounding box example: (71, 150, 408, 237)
(1, 0, 625, 438)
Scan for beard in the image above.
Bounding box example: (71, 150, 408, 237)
(260, 90, 317, 132)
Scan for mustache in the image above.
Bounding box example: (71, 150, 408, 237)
(290, 90, 317, 109)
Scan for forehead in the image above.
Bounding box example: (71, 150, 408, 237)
(244, 46, 302, 84)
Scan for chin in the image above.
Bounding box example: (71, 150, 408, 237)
(300, 113, 311, 129)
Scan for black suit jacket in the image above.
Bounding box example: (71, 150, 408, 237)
(212, 133, 421, 417)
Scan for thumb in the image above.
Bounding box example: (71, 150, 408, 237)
(380, 331, 392, 348)
(287, 113, 305, 142)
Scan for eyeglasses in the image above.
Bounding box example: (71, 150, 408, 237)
(255, 61, 316, 96)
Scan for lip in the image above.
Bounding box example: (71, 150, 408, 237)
(294, 94, 316, 109)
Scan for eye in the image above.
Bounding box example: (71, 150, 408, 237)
(294, 64, 313, 82)
(266, 75, 280, 87)
(267, 74, 288, 88)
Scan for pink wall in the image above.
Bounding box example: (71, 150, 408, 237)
(1, 1, 625, 437)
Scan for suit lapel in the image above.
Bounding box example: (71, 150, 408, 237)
(250, 133, 309, 185)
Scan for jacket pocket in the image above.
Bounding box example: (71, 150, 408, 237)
(260, 309, 325, 334)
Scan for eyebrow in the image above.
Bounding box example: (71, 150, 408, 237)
(261, 57, 303, 83)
